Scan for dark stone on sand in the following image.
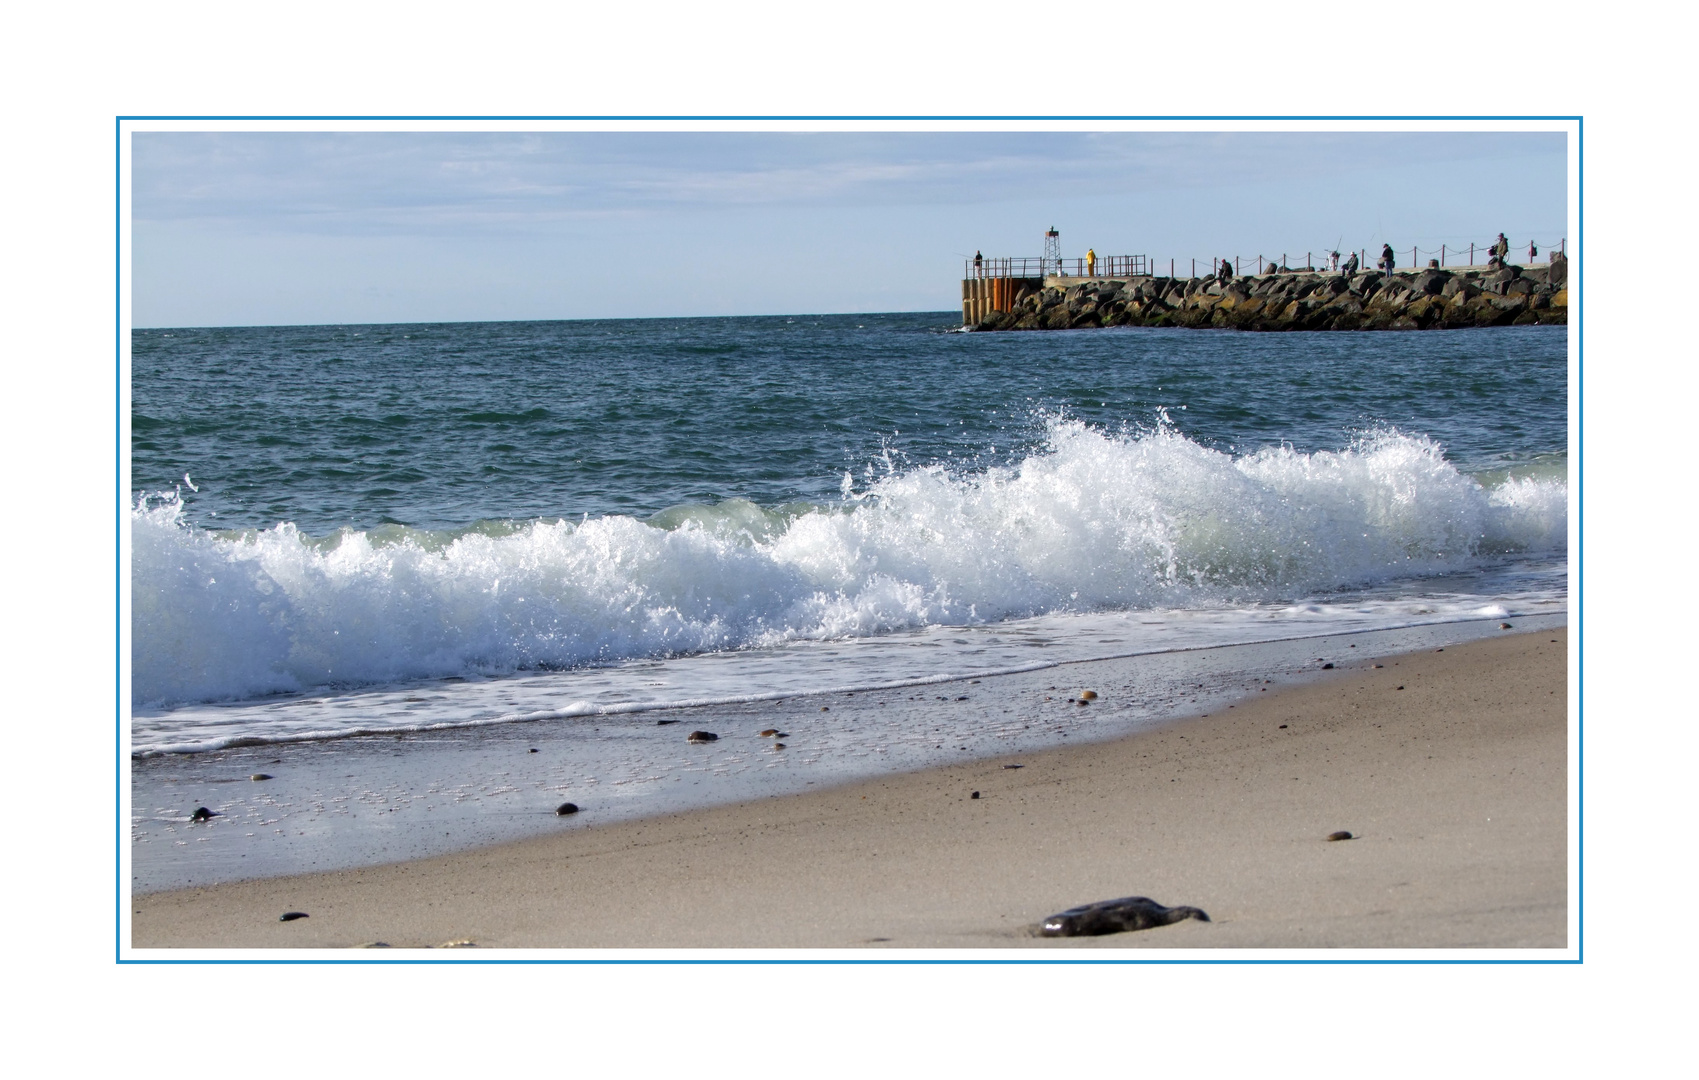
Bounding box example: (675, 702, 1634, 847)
(1279, 724, 1288, 729)
(249, 774, 273, 781)
(555, 802, 579, 816)
(971, 791, 980, 799)
(821, 706, 830, 711)
(1003, 764, 1024, 769)
(686, 730, 719, 743)
(1327, 831, 1355, 841)
(1499, 622, 1513, 629)
(656, 719, 678, 725)
(529, 748, 538, 753)
(1322, 662, 1334, 669)
(279, 911, 308, 922)
(190, 807, 217, 822)
(1040, 896, 1210, 937)
(772, 742, 786, 749)
(1076, 699, 1090, 706)
(758, 729, 779, 737)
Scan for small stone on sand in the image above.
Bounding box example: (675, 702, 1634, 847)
(1322, 663, 1334, 669)
(190, 807, 216, 822)
(970, 791, 980, 799)
(1078, 690, 1098, 700)
(1326, 831, 1355, 842)
(656, 719, 678, 726)
(758, 729, 779, 737)
(772, 742, 786, 749)
(1499, 622, 1513, 630)
(821, 706, 829, 711)
(1003, 764, 1024, 769)
(249, 774, 272, 781)
(528, 748, 538, 753)
(686, 730, 719, 743)
(555, 802, 579, 816)
(279, 911, 308, 922)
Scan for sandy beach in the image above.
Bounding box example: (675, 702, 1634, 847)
(131, 627, 1567, 950)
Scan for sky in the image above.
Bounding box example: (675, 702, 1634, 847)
(131, 131, 1568, 327)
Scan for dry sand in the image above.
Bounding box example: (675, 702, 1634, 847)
(131, 628, 1567, 950)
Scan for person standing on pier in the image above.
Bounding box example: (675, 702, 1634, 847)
(1085, 248, 1097, 277)
(974, 251, 983, 277)
(1329, 250, 1340, 272)
(1380, 243, 1396, 279)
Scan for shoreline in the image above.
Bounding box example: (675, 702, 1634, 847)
(131, 625, 1568, 950)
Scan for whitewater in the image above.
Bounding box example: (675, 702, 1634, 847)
(133, 420, 1566, 715)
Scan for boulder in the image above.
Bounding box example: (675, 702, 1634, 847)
(1411, 269, 1452, 295)
(1548, 256, 1567, 287)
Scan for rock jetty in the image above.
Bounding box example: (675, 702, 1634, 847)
(971, 256, 1567, 332)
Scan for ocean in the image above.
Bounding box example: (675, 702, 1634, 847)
(129, 314, 1568, 887)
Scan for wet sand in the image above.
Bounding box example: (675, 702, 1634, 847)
(131, 628, 1568, 950)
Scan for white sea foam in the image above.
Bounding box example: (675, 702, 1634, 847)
(131, 422, 1566, 708)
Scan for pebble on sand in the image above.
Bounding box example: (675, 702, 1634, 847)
(1500, 622, 1513, 629)
(686, 730, 719, 743)
(772, 742, 786, 749)
(1003, 764, 1024, 769)
(249, 774, 273, 781)
(1326, 831, 1355, 842)
(758, 729, 779, 737)
(1078, 690, 1098, 700)
(555, 802, 580, 816)
(1322, 663, 1334, 669)
(279, 911, 308, 922)
(970, 791, 980, 799)
(190, 807, 217, 822)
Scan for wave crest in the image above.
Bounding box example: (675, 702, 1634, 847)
(131, 422, 1565, 707)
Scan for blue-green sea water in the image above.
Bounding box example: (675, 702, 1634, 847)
(130, 314, 1568, 749)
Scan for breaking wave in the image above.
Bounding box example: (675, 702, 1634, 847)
(131, 421, 1566, 707)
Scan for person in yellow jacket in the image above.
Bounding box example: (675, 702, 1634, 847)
(1085, 248, 1097, 276)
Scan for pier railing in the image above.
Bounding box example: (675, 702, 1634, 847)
(967, 238, 1566, 281)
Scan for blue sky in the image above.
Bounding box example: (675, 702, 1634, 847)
(132, 131, 1568, 327)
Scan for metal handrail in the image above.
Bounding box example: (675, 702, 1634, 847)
(967, 240, 1566, 281)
